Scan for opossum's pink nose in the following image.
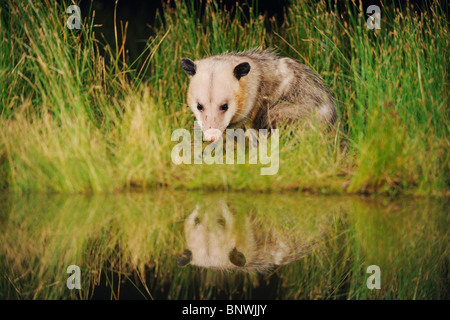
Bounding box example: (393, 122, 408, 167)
(204, 128, 222, 142)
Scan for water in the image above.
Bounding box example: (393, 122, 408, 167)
(0, 192, 448, 299)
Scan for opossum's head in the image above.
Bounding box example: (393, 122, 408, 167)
(181, 57, 251, 141)
(177, 202, 247, 269)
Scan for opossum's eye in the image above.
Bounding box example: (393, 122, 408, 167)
(197, 104, 204, 111)
(220, 104, 228, 112)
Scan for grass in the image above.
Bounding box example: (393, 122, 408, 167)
(0, 0, 448, 195)
(0, 191, 448, 299)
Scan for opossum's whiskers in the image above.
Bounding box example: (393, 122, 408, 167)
(233, 110, 252, 122)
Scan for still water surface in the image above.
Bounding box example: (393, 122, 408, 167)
(0, 192, 448, 299)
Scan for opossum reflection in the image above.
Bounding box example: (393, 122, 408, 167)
(177, 200, 324, 273)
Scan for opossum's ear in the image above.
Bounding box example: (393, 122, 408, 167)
(233, 62, 251, 80)
(181, 58, 196, 76)
(177, 249, 192, 267)
(229, 248, 246, 267)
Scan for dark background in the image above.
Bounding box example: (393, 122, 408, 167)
(74, 0, 434, 61)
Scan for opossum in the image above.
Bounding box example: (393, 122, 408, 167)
(177, 199, 324, 273)
(181, 49, 336, 141)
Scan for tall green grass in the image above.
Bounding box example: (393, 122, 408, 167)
(0, 0, 448, 195)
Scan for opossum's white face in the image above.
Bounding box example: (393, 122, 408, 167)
(177, 201, 247, 269)
(181, 58, 250, 141)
